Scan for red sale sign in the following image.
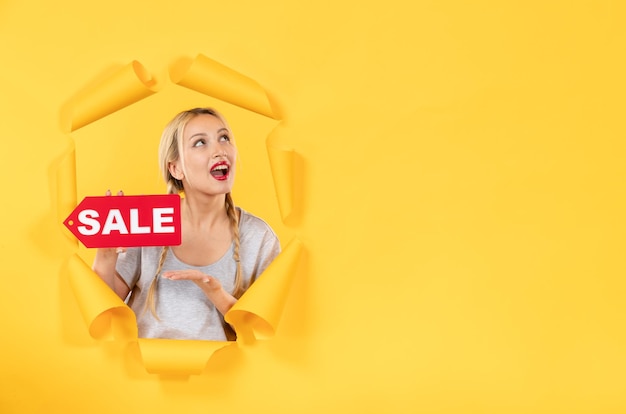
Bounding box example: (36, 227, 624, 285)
(63, 194, 182, 248)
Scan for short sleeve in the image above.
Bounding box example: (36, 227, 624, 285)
(240, 212, 281, 285)
(257, 231, 281, 276)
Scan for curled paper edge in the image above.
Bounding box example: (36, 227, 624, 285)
(137, 338, 234, 375)
(67, 253, 137, 341)
(56, 147, 78, 246)
(170, 54, 278, 120)
(267, 144, 295, 222)
(60, 60, 159, 133)
(226, 237, 304, 343)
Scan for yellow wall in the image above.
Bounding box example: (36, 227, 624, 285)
(2, 1, 626, 412)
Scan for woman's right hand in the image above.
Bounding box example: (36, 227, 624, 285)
(92, 189, 131, 299)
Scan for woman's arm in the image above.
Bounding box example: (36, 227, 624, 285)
(92, 248, 131, 300)
(91, 189, 131, 300)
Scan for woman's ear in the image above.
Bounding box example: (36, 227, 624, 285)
(168, 161, 183, 180)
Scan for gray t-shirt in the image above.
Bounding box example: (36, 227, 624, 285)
(116, 207, 280, 341)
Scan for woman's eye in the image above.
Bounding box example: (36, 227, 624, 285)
(193, 139, 205, 147)
(220, 134, 231, 142)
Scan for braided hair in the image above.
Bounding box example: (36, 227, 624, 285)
(143, 108, 243, 319)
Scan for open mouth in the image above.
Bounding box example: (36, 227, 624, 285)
(210, 162, 230, 180)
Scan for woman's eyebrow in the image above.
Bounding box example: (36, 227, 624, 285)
(188, 128, 229, 140)
(188, 132, 207, 140)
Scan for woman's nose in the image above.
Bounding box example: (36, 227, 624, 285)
(208, 141, 225, 157)
(211, 145, 227, 158)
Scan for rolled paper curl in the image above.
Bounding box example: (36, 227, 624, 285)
(61, 60, 158, 132)
(226, 237, 304, 343)
(267, 143, 295, 222)
(56, 148, 77, 245)
(170, 54, 278, 120)
(67, 253, 137, 341)
(137, 338, 234, 375)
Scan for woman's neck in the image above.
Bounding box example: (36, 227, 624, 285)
(181, 193, 228, 229)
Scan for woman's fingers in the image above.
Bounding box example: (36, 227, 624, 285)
(162, 270, 204, 280)
(163, 270, 223, 293)
(105, 189, 124, 196)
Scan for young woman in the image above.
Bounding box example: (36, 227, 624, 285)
(92, 107, 280, 341)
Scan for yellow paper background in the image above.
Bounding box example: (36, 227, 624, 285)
(59, 54, 303, 371)
(2, 1, 625, 413)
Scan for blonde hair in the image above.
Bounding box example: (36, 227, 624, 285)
(144, 108, 244, 319)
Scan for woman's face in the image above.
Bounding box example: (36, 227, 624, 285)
(170, 114, 237, 196)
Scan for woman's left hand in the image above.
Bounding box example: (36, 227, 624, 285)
(162, 270, 222, 292)
(162, 270, 236, 315)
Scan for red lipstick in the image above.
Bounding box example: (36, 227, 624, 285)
(210, 161, 230, 181)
